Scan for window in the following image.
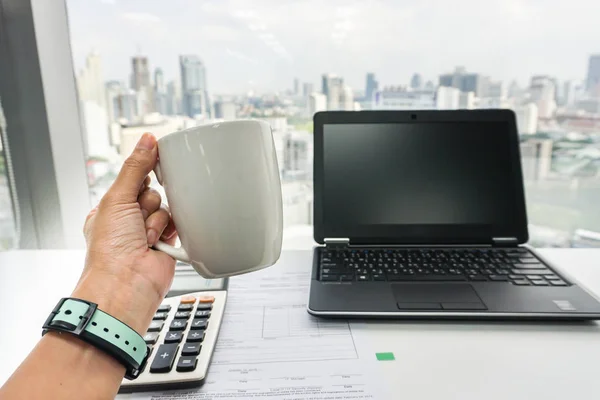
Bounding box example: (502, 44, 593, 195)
(63, 0, 600, 248)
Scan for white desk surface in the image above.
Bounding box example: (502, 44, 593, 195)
(1, 249, 600, 399)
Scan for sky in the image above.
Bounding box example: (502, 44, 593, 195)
(66, 0, 600, 94)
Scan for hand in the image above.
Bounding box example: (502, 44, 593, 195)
(72, 133, 177, 334)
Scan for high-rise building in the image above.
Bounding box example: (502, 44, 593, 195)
(214, 101, 237, 120)
(485, 81, 506, 99)
(131, 56, 150, 90)
(153, 68, 167, 115)
(180, 55, 209, 118)
(439, 67, 486, 96)
(372, 88, 437, 110)
(327, 84, 341, 110)
(308, 92, 327, 116)
(436, 86, 460, 109)
(459, 92, 475, 109)
(514, 103, 538, 134)
(410, 73, 423, 90)
(322, 73, 343, 97)
(130, 56, 153, 114)
(105, 81, 122, 124)
(112, 88, 139, 123)
(530, 76, 556, 118)
(302, 82, 313, 98)
(585, 54, 600, 95)
(561, 80, 581, 106)
(293, 78, 300, 95)
(166, 80, 181, 115)
(340, 85, 354, 111)
(154, 68, 165, 94)
(520, 139, 553, 181)
(284, 130, 313, 181)
(365, 73, 378, 101)
(77, 51, 106, 111)
(322, 74, 344, 110)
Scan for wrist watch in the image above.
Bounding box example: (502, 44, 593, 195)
(42, 297, 150, 380)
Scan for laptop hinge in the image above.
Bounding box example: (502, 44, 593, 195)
(324, 238, 350, 248)
(492, 237, 519, 246)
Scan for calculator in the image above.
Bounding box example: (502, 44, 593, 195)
(118, 289, 227, 393)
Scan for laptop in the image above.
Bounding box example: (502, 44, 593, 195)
(307, 110, 600, 320)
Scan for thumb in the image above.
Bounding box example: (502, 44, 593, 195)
(106, 133, 158, 204)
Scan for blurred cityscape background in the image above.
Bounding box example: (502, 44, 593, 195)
(1, 1, 600, 250)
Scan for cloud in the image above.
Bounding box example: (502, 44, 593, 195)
(120, 12, 162, 24)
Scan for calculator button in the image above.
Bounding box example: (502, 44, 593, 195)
(150, 344, 178, 373)
(176, 356, 198, 372)
(170, 319, 187, 331)
(186, 331, 205, 342)
(196, 303, 212, 311)
(194, 310, 211, 318)
(174, 311, 191, 319)
(164, 331, 183, 344)
(177, 304, 194, 312)
(199, 296, 214, 304)
(157, 304, 171, 313)
(147, 321, 164, 332)
(180, 295, 196, 304)
(190, 318, 209, 330)
(143, 332, 160, 345)
(181, 342, 201, 356)
(153, 312, 168, 320)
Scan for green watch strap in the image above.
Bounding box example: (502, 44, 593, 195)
(43, 298, 149, 379)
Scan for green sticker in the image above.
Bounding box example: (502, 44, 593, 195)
(376, 352, 395, 361)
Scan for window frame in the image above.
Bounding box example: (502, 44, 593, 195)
(0, 0, 90, 249)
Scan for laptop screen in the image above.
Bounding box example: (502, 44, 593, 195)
(315, 112, 528, 244)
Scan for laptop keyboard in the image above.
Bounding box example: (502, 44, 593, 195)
(318, 248, 569, 286)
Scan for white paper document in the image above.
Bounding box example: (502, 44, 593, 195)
(121, 258, 384, 399)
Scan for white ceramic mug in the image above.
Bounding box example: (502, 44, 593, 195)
(153, 120, 283, 278)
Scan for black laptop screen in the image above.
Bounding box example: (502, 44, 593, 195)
(319, 119, 527, 244)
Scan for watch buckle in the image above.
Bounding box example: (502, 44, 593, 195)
(42, 297, 98, 336)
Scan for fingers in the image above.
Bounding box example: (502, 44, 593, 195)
(138, 188, 162, 220)
(145, 204, 172, 246)
(161, 216, 178, 245)
(106, 133, 158, 204)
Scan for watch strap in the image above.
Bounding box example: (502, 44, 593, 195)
(43, 298, 149, 380)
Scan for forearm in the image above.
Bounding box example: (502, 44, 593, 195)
(0, 272, 160, 400)
(0, 332, 125, 400)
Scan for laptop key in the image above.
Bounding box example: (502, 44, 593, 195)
(357, 274, 370, 281)
(340, 274, 354, 281)
(531, 280, 549, 286)
(489, 275, 509, 281)
(550, 280, 568, 286)
(512, 263, 543, 269)
(518, 258, 540, 264)
(320, 274, 339, 282)
(389, 275, 466, 281)
(372, 274, 386, 281)
(512, 269, 550, 275)
(512, 279, 531, 286)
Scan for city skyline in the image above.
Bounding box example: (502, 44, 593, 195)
(67, 0, 600, 93)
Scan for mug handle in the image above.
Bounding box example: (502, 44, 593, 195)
(152, 161, 192, 263)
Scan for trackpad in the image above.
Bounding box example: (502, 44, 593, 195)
(392, 284, 487, 310)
